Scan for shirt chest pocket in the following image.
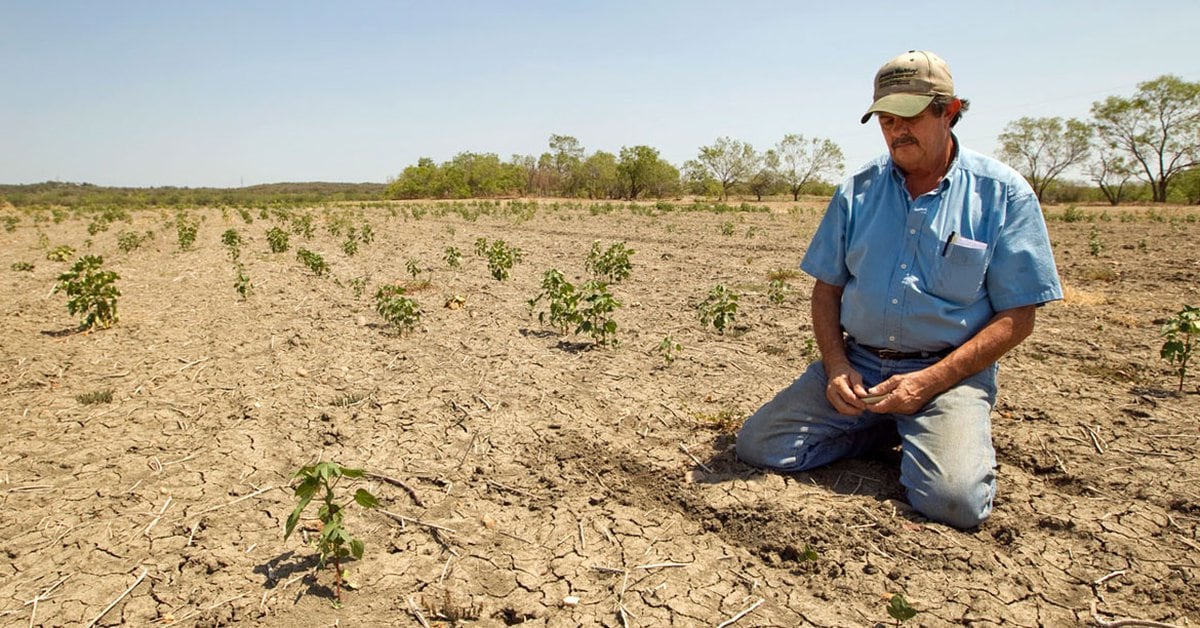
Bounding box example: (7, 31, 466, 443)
(929, 240, 989, 303)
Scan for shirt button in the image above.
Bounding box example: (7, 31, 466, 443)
(909, 229, 916, 235)
(891, 298, 899, 304)
(900, 263, 908, 269)
(889, 336, 896, 342)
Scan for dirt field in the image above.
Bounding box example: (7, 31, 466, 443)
(1, 199, 1197, 627)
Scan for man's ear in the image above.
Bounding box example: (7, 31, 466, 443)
(945, 98, 963, 119)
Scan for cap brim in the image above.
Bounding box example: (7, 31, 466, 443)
(860, 93, 935, 124)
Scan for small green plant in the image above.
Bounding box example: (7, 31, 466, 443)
(585, 241, 635, 283)
(237, 208, 254, 224)
(75, 389, 113, 405)
(576, 280, 621, 346)
(485, 239, 523, 281)
(1, 215, 18, 232)
(405, 258, 423, 280)
(116, 230, 146, 254)
(657, 334, 682, 365)
(473, 237, 489, 257)
(284, 461, 380, 605)
(443, 246, 462, 270)
(222, 228, 244, 260)
(349, 276, 368, 298)
(297, 248, 329, 276)
(528, 269, 579, 334)
(1088, 226, 1103, 257)
(1061, 205, 1086, 223)
(54, 255, 120, 330)
(176, 212, 198, 251)
(801, 336, 818, 362)
(1137, 238, 1148, 253)
(359, 223, 374, 244)
(375, 285, 421, 334)
(698, 285, 740, 334)
(1161, 305, 1199, 392)
(341, 235, 359, 257)
(290, 213, 315, 239)
(234, 264, 252, 299)
(886, 593, 918, 624)
(267, 226, 290, 253)
(10, 261, 34, 272)
(768, 278, 789, 305)
(47, 245, 75, 262)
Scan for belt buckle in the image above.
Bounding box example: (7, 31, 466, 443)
(877, 349, 907, 360)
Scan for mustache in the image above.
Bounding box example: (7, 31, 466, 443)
(891, 137, 918, 149)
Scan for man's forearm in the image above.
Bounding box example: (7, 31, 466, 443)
(811, 280, 848, 373)
(923, 304, 1037, 394)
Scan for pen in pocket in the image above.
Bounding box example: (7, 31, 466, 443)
(942, 231, 956, 256)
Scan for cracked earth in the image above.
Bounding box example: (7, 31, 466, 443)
(1, 201, 1197, 626)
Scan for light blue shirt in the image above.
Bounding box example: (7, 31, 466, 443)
(801, 140, 1062, 352)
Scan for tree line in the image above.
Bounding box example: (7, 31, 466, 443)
(383, 133, 844, 202)
(998, 74, 1200, 204)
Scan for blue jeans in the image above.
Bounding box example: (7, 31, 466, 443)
(736, 343, 998, 529)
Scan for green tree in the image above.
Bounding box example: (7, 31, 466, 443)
(775, 134, 845, 201)
(549, 134, 585, 196)
(580, 150, 622, 199)
(998, 117, 1092, 202)
(617, 146, 679, 200)
(696, 137, 757, 200)
(1091, 75, 1200, 203)
(385, 157, 441, 199)
(747, 149, 781, 201)
(1087, 141, 1138, 206)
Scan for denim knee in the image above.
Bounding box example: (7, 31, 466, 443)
(907, 476, 994, 529)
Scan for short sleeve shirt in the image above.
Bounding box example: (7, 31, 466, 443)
(800, 141, 1063, 352)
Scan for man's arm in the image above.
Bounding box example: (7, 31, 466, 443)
(812, 279, 871, 415)
(865, 304, 1038, 414)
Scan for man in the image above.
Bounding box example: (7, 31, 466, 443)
(736, 50, 1062, 529)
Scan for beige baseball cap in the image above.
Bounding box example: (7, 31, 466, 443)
(860, 50, 954, 124)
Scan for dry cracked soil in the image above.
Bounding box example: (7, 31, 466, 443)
(1, 199, 1198, 627)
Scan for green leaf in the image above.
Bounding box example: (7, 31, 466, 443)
(284, 504, 304, 540)
(353, 488, 380, 509)
(887, 594, 918, 622)
(293, 476, 320, 500)
(340, 467, 365, 479)
(350, 538, 365, 560)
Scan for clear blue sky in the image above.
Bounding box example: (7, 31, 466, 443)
(2, 1, 1197, 188)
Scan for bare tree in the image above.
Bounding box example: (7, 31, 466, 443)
(696, 137, 757, 200)
(1087, 142, 1137, 206)
(775, 134, 844, 201)
(1091, 75, 1200, 203)
(997, 117, 1092, 202)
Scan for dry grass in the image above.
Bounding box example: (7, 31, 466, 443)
(1061, 284, 1107, 306)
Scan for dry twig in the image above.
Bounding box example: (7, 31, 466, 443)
(717, 598, 764, 628)
(84, 568, 148, 628)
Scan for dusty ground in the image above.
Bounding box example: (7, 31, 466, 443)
(1, 199, 1197, 627)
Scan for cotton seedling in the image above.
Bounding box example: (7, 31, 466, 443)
(528, 269, 579, 334)
(698, 285, 740, 334)
(405, 259, 422, 280)
(485, 239, 523, 281)
(221, 228, 243, 261)
(443, 246, 462, 270)
(54, 255, 120, 330)
(657, 334, 682, 365)
(768, 279, 789, 305)
(117, 230, 146, 254)
(47, 245, 75, 262)
(585, 241, 635, 283)
(297, 248, 329, 276)
(375, 285, 421, 334)
(267, 226, 290, 253)
(11, 261, 34, 272)
(886, 593, 918, 624)
(284, 461, 380, 606)
(234, 264, 252, 300)
(176, 213, 198, 251)
(1161, 305, 1199, 392)
(576, 280, 621, 346)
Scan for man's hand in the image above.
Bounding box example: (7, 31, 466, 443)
(859, 369, 939, 415)
(825, 362, 870, 415)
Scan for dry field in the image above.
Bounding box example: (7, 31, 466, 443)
(1, 200, 1197, 627)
